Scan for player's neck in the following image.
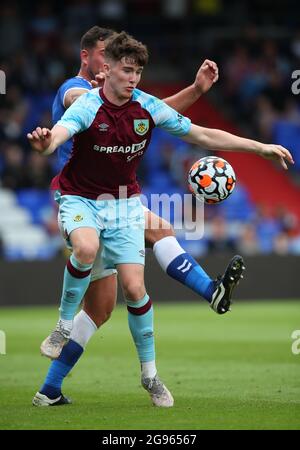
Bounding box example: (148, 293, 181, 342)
(77, 68, 93, 83)
(103, 85, 131, 106)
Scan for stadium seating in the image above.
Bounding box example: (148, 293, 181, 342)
(3, 225, 50, 259)
(273, 121, 300, 170)
(16, 188, 53, 224)
(0, 188, 17, 209)
(0, 187, 58, 260)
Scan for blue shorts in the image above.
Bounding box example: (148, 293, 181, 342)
(56, 192, 145, 270)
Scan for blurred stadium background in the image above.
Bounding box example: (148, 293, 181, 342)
(0, 0, 299, 302)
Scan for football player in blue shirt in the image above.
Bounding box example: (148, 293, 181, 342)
(28, 32, 293, 407)
(28, 27, 286, 406)
(32, 27, 228, 408)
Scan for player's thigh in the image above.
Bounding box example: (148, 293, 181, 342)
(117, 263, 146, 300)
(101, 197, 145, 268)
(144, 210, 175, 247)
(103, 224, 144, 261)
(83, 274, 117, 328)
(57, 193, 101, 253)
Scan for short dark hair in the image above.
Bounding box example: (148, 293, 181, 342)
(80, 26, 116, 50)
(104, 31, 148, 66)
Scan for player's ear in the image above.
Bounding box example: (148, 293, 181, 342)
(103, 62, 110, 76)
(80, 49, 89, 66)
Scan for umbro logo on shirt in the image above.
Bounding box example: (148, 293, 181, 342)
(99, 123, 109, 131)
(177, 113, 183, 124)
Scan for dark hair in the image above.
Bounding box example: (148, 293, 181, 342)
(80, 26, 116, 50)
(104, 31, 148, 66)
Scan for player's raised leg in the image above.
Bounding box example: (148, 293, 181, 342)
(145, 210, 245, 313)
(117, 263, 174, 408)
(210, 254, 245, 314)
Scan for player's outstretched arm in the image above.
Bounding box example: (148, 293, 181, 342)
(64, 88, 90, 108)
(163, 59, 219, 113)
(182, 124, 294, 170)
(27, 125, 70, 156)
(64, 74, 105, 107)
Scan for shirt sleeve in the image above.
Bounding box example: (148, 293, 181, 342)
(154, 99, 191, 136)
(56, 90, 102, 137)
(60, 78, 90, 108)
(136, 91, 191, 136)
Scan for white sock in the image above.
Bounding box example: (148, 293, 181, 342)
(141, 360, 157, 379)
(69, 310, 98, 349)
(153, 236, 185, 272)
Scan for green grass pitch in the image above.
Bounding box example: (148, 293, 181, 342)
(0, 301, 299, 430)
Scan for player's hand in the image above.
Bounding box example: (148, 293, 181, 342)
(91, 72, 105, 88)
(27, 127, 52, 153)
(193, 59, 219, 95)
(259, 144, 294, 170)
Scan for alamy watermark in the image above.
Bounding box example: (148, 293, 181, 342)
(95, 187, 205, 240)
(291, 70, 300, 95)
(0, 70, 5, 94)
(0, 330, 6, 355)
(291, 330, 300, 355)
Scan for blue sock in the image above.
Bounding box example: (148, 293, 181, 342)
(167, 253, 214, 301)
(126, 294, 155, 363)
(40, 339, 84, 399)
(59, 254, 93, 320)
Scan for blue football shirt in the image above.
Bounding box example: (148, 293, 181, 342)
(52, 76, 92, 169)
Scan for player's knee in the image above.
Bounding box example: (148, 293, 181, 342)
(145, 225, 175, 247)
(74, 242, 99, 265)
(123, 282, 146, 301)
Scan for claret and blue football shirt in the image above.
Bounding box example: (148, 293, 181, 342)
(56, 87, 191, 199)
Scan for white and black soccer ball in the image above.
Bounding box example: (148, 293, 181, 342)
(188, 156, 236, 204)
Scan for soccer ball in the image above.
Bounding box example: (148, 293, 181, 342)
(188, 156, 236, 203)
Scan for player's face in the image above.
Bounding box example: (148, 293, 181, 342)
(105, 57, 143, 102)
(86, 40, 106, 79)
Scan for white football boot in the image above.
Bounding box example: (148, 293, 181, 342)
(32, 391, 71, 407)
(40, 320, 70, 359)
(142, 374, 174, 407)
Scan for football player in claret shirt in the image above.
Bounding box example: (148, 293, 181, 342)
(28, 31, 293, 407)
(51, 26, 226, 331)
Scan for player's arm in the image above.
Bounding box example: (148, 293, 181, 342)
(163, 59, 218, 113)
(27, 125, 70, 155)
(182, 124, 294, 170)
(64, 74, 105, 108)
(64, 88, 89, 108)
(28, 91, 96, 154)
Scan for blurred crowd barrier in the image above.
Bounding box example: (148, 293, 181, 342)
(0, 253, 299, 305)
